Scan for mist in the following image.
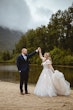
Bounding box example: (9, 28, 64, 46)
(0, 0, 32, 33)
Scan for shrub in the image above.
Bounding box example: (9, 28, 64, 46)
(64, 55, 73, 65)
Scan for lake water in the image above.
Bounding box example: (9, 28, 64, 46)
(0, 64, 73, 87)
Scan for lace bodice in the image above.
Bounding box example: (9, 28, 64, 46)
(41, 59, 54, 73)
(42, 59, 52, 68)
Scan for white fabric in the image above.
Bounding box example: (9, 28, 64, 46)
(36, 49, 39, 53)
(52, 70, 70, 96)
(34, 59, 70, 97)
(22, 53, 27, 60)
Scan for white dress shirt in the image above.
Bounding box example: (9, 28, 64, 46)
(22, 53, 27, 61)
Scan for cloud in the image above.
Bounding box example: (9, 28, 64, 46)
(25, 0, 53, 29)
(33, 7, 53, 27)
(0, 0, 32, 32)
(28, 0, 73, 13)
(0, 0, 73, 32)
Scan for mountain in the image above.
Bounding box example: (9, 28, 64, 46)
(0, 26, 23, 51)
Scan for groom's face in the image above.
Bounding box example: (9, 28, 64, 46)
(22, 48, 27, 55)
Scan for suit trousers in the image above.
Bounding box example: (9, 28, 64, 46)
(19, 71, 29, 93)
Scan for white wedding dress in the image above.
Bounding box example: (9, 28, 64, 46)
(34, 59, 70, 97)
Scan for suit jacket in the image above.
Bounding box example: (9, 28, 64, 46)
(16, 50, 37, 72)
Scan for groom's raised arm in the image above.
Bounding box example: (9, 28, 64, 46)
(27, 49, 39, 58)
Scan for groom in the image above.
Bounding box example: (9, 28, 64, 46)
(16, 47, 39, 95)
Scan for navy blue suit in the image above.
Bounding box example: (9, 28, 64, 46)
(16, 50, 37, 93)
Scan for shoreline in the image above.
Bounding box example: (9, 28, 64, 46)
(0, 62, 73, 68)
(0, 81, 73, 110)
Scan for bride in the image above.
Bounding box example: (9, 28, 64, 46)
(34, 47, 70, 97)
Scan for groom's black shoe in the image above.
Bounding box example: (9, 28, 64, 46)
(25, 91, 30, 94)
(20, 92, 25, 95)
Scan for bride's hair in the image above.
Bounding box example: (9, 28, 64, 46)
(44, 52, 52, 62)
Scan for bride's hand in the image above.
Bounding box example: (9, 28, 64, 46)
(38, 47, 41, 52)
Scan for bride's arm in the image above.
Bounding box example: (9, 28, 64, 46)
(38, 47, 44, 60)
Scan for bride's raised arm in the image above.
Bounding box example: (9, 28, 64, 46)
(38, 47, 44, 61)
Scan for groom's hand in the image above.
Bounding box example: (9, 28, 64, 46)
(36, 47, 40, 53)
(38, 47, 41, 52)
(36, 49, 39, 53)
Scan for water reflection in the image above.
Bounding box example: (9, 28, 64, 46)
(0, 64, 19, 82)
(0, 64, 73, 87)
(0, 65, 17, 71)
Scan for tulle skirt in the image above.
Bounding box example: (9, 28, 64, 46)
(34, 69, 70, 97)
(34, 68, 57, 97)
(52, 70, 70, 96)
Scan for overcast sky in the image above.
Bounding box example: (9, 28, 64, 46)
(0, 0, 73, 33)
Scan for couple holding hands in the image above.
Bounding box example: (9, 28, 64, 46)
(16, 47, 70, 97)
